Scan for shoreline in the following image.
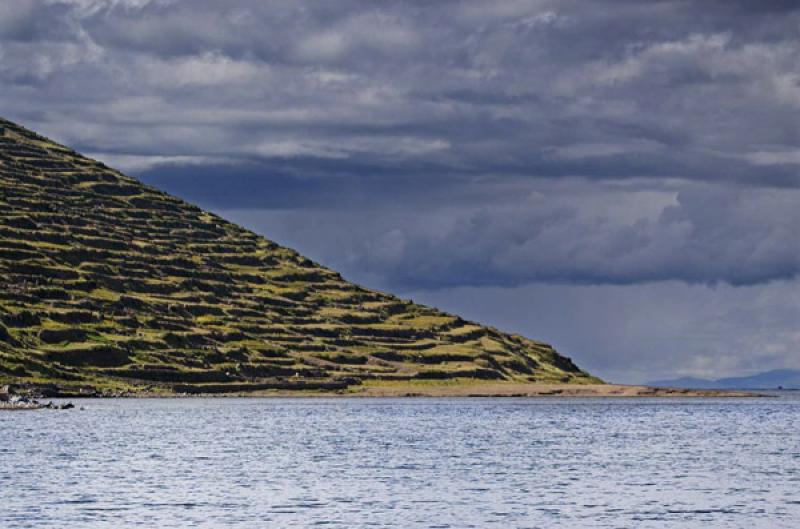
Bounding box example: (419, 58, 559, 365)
(244, 383, 764, 398)
(341, 382, 766, 398)
(4, 382, 765, 400)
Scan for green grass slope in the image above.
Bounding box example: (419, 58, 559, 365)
(0, 117, 600, 395)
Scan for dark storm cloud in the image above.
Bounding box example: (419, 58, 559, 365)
(219, 180, 800, 290)
(0, 0, 798, 290)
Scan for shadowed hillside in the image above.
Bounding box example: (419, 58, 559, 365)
(0, 117, 599, 395)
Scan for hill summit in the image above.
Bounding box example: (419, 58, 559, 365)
(0, 117, 598, 395)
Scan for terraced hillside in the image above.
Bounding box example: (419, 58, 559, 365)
(0, 117, 599, 395)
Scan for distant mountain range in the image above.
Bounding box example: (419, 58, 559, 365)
(649, 369, 800, 390)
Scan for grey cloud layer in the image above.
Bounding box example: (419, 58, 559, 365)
(220, 180, 800, 289)
(0, 0, 798, 289)
(406, 279, 800, 383)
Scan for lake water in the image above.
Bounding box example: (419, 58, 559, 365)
(2, 395, 799, 528)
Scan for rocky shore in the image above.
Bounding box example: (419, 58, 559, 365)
(0, 385, 76, 410)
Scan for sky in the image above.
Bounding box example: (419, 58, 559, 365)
(1, 0, 798, 382)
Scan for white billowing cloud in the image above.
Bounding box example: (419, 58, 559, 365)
(245, 135, 449, 160)
(455, 0, 552, 24)
(293, 31, 349, 63)
(593, 33, 733, 86)
(771, 72, 800, 107)
(138, 52, 263, 87)
(0, 1, 35, 34)
(347, 136, 451, 156)
(0, 39, 102, 81)
(548, 140, 663, 160)
(292, 11, 419, 64)
(251, 140, 349, 160)
(745, 148, 800, 166)
(86, 152, 233, 172)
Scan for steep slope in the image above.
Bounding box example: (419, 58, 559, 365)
(0, 117, 599, 395)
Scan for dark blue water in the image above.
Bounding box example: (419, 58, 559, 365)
(2, 395, 799, 528)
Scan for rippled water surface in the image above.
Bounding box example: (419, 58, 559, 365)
(2, 395, 799, 528)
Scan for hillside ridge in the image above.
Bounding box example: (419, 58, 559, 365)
(0, 117, 599, 395)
